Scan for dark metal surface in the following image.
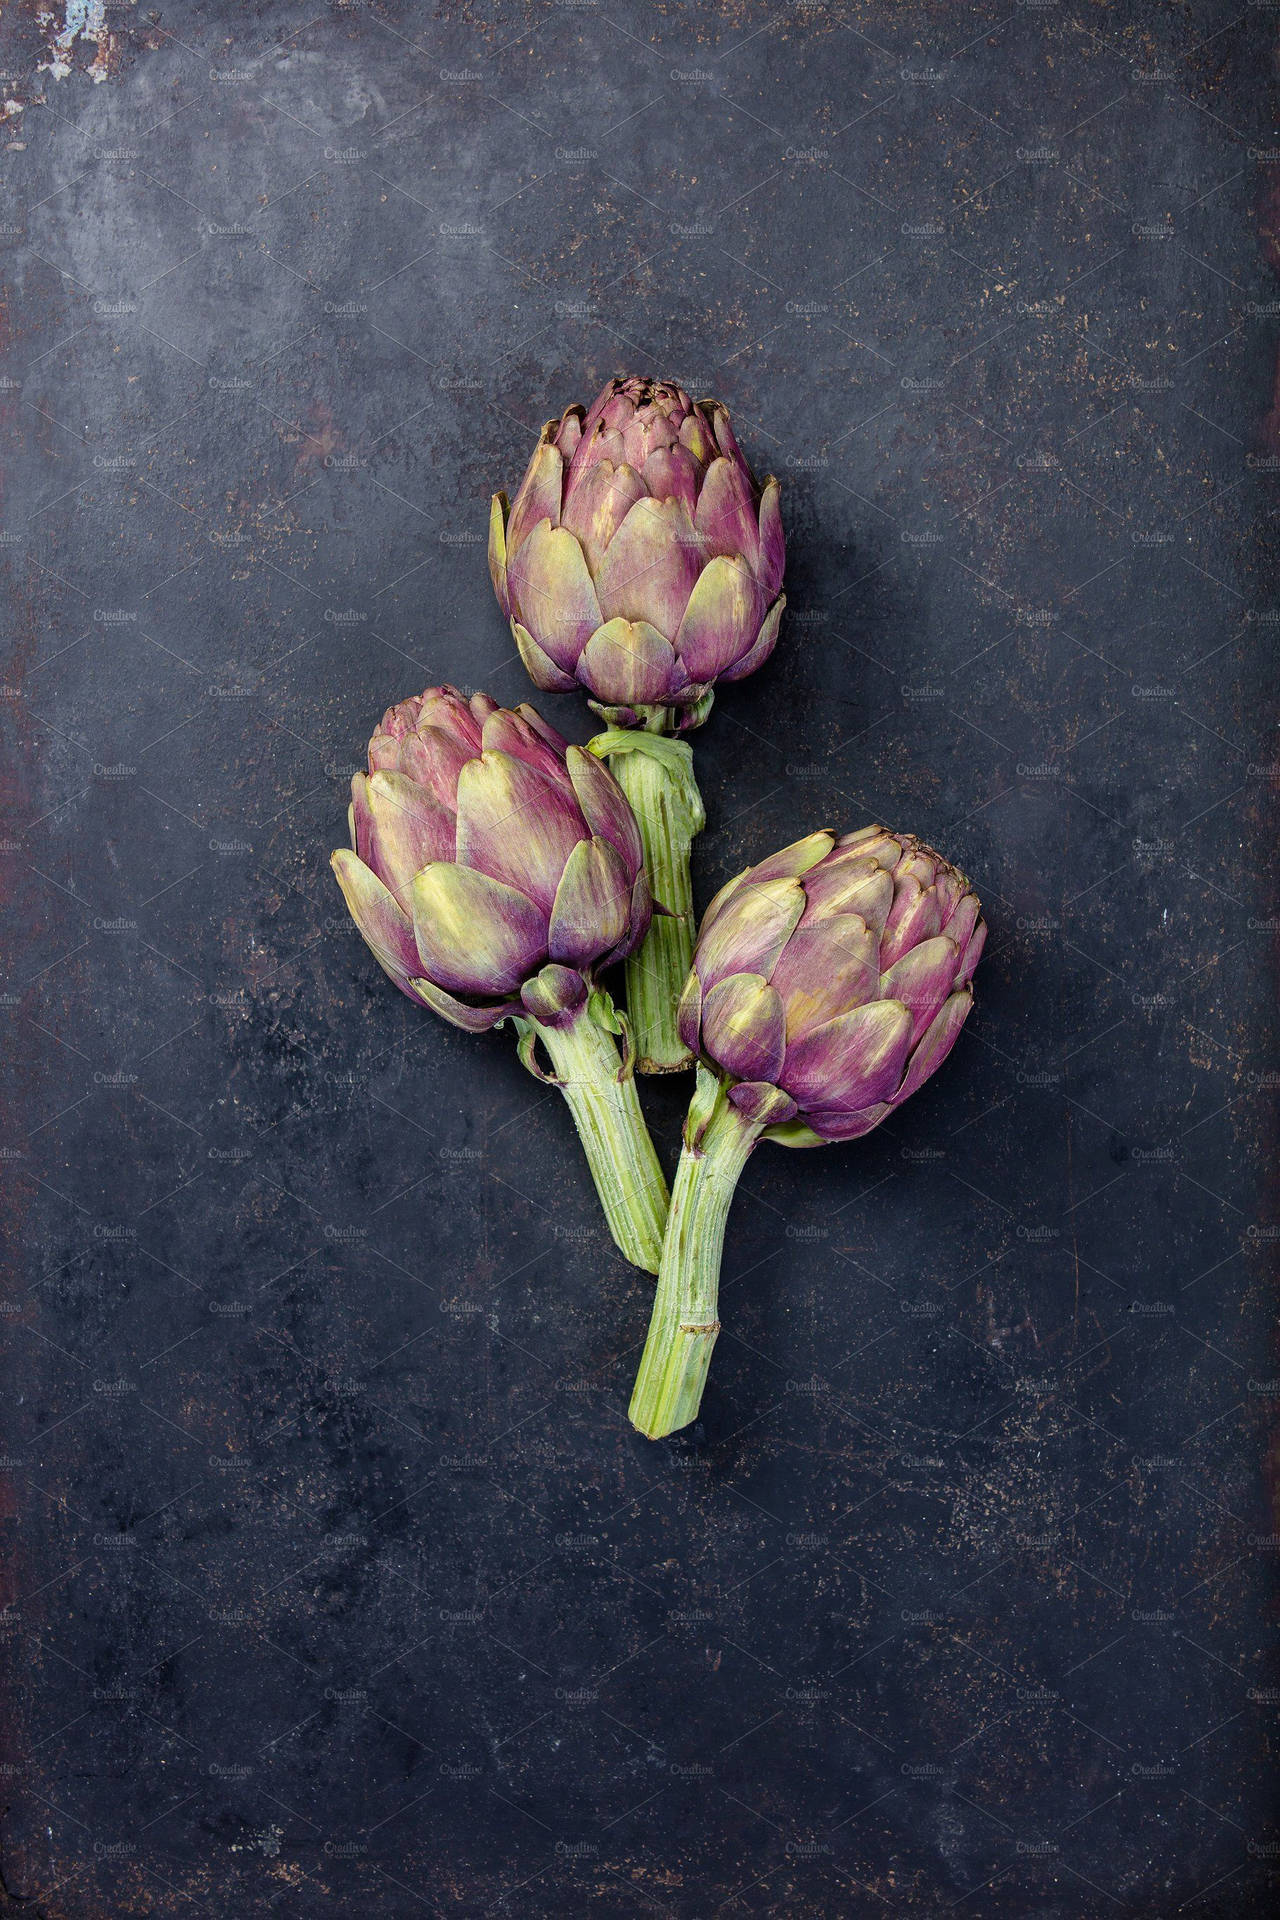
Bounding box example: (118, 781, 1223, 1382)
(1, 2, 1277, 1914)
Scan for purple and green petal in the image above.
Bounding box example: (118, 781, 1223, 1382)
(779, 999, 913, 1112)
(673, 554, 766, 682)
(716, 593, 784, 685)
(706, 401, 747, 468)
(361, 768, 456, 898)
(943, 890, 981, 953)
(800, 855, 894, 933)
(700, 972, 786, 1083)
(618, 406, 680, 468)
(641, 443, 701, 514)
(678, 408, 716, 466)
(515, 703, 570, 756)
(676, 967, 703, 1056)
(480, 706, 567, 784)
(932, 868, 966, 923)
(757, 478, 784, 600)
(880, 877, 944, 968)
(488, 493, 509, 615)
(743, 831, 835, 885)
(695, 868, 749, 939)
(572, 422, 628, 481)
(566, 745, 644, 876)
(728, 1082, 798, 1125)
(803, 1101, 892, 1142)
(578, 617, 679, 706)
(505, 435, 565, 558)
(769, 919, 881, 1038)
(694, 875, 806, 989)
(694, 454, 760, 566)
(454, 749, 588, 913)
(547, 835, 633, 965)
(553, 407, 583, 459)
(559, 459, 647, 573)
(760, 1118, 828, 1148)
(331, 848, 421, 986)
(575, 384, 620, 445)
(519, 962, 589, 1025)
(411, 977, 516, 1032)
(591, 495, 702, 636)
(392, 727, 464, 809)
(410, 862, 546, 996)
(956, 919, 986, 986)
(897, 847, 941, 890)
(836, 826, 901, 866)
(879, 934, 961, 1046)
(512, 619, 578, 693)
(417, 686, 487, 751)
(607, 869, 653, 965)
(505, 519, 603, 673)
(350, 772, 374, 864)
(894, 987, 973, 1103)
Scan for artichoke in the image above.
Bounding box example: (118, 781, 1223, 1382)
(331, 685, 669, 1273)
(489, 375, 786, 1075)
(629, 827, 986, 1436)
(488, 375, 784, 717)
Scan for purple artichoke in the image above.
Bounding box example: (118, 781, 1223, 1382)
(677, 826, 986, 1142)
(331, 685, 651, 1034)
(489, 376, 784, 725)
(331, 687, 670, 1273)
(630, 826, 985, 1437)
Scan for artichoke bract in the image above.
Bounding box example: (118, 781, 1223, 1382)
(629, 827, 986, 1437)
(331, 686, 669, 1273)
(489, 375, 786, 1074)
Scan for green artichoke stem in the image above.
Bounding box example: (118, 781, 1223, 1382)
(628, 1087, 762, 1437)
(532, 1004, 670, 1276)
(605, 728, 704, 1075)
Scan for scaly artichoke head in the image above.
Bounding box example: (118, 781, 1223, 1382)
(490, 375, 785, 730)
(331, 686, 651, 1032)
(677, 828, 986, 1143)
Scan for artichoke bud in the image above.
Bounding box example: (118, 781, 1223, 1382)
(330, 686, 652, 1027)
(628, 829, 986, 1439)
(332, 686, 672, 1278)
(683, 827, 986, 1141)
(492, 376, 786, 729)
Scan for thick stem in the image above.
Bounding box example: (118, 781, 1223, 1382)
(607, 737, 704, 1075)
(628, 1089, 761, 1437)
(532, 1005, 670, 1275)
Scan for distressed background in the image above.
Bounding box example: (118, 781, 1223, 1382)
(1, 1, 1277, 1915)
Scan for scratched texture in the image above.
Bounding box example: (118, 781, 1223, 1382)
(1, 1, 1277, 1915)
